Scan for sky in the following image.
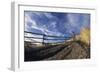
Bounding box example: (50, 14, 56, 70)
(24, 11, 90, 43)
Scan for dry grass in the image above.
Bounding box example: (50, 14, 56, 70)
(79, 27, 90, 46)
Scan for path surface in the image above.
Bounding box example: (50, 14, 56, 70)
(24, 41, 90, 61)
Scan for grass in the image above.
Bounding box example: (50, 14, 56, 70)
(79, 27, 90, 46)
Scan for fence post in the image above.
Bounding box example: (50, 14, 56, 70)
(42, 34, 45, 45)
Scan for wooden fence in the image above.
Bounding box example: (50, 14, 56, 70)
(24, 31, 72, 45)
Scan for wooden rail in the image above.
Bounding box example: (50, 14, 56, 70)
(24, 31, 72, 44)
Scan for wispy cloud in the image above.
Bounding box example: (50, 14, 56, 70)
(66, 13, 90, 34)
(25, 11, 63, 42)
(24, 11, 90, 43)
(25, 13, 38, 31)
(44, 13, 54, 18)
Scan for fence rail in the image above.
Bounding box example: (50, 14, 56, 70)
(24, 31, 72, 44)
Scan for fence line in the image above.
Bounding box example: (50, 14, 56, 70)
(24, 31, 72, 44)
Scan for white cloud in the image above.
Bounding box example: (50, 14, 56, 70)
(25, 12, 53, 35)
(25, 32, 43, 42)
(25, 13, 38, 31)
(30, 12, 54, 19)
(50, 21, 56, 28)
(67, 14, 90, 28)
(44, 13, 54, 18)
(25, 13, 49, 34)
(25, 12, 44, 42)
(25, 12, 64, 43)
(67, 14, 79, 27)
(82, 15, 90, 27)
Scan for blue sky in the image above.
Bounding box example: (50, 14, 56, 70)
(24, 11, 90, 43)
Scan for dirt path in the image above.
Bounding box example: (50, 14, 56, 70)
(24, 41, 90, 61)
